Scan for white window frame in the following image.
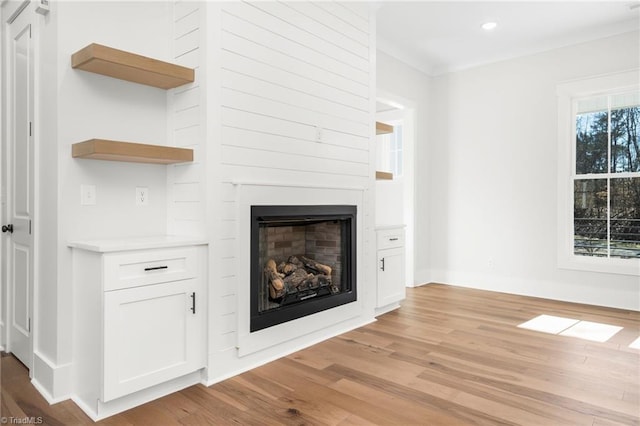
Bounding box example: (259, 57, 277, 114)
(557, 69, 640, 276)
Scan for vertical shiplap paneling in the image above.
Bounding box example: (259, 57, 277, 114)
(219, 0, 370, 184)
(168, 1, 204, 236)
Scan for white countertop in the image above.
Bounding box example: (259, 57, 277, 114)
(375, 224, 406, 231)
(68, 235, 208, 253)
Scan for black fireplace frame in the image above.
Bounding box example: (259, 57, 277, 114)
(250, 205, 357, 332)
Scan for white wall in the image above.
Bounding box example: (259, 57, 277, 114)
(57, 0, 171, 242)
(427, 31, 640, 310)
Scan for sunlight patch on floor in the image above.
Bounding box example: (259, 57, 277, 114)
(559, 320, 623, 342)
(517, 314, 579, 334)
(518, 314, 624, 343)
(629, 337, 640, 350)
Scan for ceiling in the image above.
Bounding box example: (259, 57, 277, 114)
(376, 1, 640, 76)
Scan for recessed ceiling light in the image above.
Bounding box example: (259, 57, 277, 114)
(481, 22, 497, 30)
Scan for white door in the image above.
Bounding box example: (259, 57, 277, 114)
(4, 8, 35, 369)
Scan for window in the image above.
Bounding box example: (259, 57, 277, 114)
(389, 124, 403, 177)
(557, 70, 640, 275)
(377, 124, 403, 178)
(573, 92, 640, 259)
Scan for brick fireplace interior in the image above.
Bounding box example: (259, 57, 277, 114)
(250, 205, 357, 332)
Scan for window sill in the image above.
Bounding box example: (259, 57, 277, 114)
(558, 253, 640, 276)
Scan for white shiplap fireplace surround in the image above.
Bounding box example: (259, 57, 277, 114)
(168, 0, 378, 398)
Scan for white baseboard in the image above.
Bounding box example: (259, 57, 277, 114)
(31, 378, 68, 405)
(73, 370, 203, 421)
(413, 268, 431, 287)
(71, 397, 101, 423)
(32, 351, 72, 403)
(374, 301, 401, 317)
(429, 269, 640, 311)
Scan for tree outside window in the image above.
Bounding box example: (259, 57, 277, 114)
(573, 92, 640, 258)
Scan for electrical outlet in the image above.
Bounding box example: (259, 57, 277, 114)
(80, 184, 96, 206)
(136, 187, 149, 206)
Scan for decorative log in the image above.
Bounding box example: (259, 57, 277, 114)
(287, 256, 304, 268)
(265, 259, 285, 299)
(307, 275, 320, 289)
(301, 256, 332, 276)
(269, 286, 279, 300)
(306, 274, 332, 290)
(317, 274, 331, 286)
(265, 255, 335, 300)
(277, 261, 298, 276)
(283, 268, 311, 288)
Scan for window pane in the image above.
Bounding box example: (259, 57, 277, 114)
(391, 125, 403, 178)
(574, 179, 608, 256)
(610, 178, 640, 258)
(576, 111, 608, 174)
(610, 105, 640, 173)
(389, 131, 396, 151)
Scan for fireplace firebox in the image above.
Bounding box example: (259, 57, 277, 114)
(250, 205, 357, 332)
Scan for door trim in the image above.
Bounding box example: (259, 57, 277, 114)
(4, 0, 30, 25)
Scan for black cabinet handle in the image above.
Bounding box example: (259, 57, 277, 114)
(144, 265, 168, 272)
(2, 224, 13, 233)
(389, 237, 399, 241)
(190, 292, 196, 314)
(380, 258, 385, 271)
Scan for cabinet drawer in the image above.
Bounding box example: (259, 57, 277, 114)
(377, 228, 404, 250)
(104, 248, 197, 291)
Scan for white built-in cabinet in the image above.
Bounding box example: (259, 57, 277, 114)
(70, 238, 206, 419)
(67, 42, 203, 419)
(376, 226, 406, 309)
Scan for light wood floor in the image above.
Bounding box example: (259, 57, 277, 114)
(1, 284, 639, 425)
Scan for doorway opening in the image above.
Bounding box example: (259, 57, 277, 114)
(376, 94, 415, 287)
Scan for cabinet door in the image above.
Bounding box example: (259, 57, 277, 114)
(377, 247, 405, 307)
(103, 279, 204, 401)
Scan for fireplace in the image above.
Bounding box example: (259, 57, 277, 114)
(250, 205, 357, 332)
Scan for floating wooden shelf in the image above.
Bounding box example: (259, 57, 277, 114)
(376, 171, 393, 180)
(376, 121, 394, 135)
(71, 43, 194, 89)
(72, 139, 193, 164)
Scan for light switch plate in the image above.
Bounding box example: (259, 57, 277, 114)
(81, 184, 96, 206)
